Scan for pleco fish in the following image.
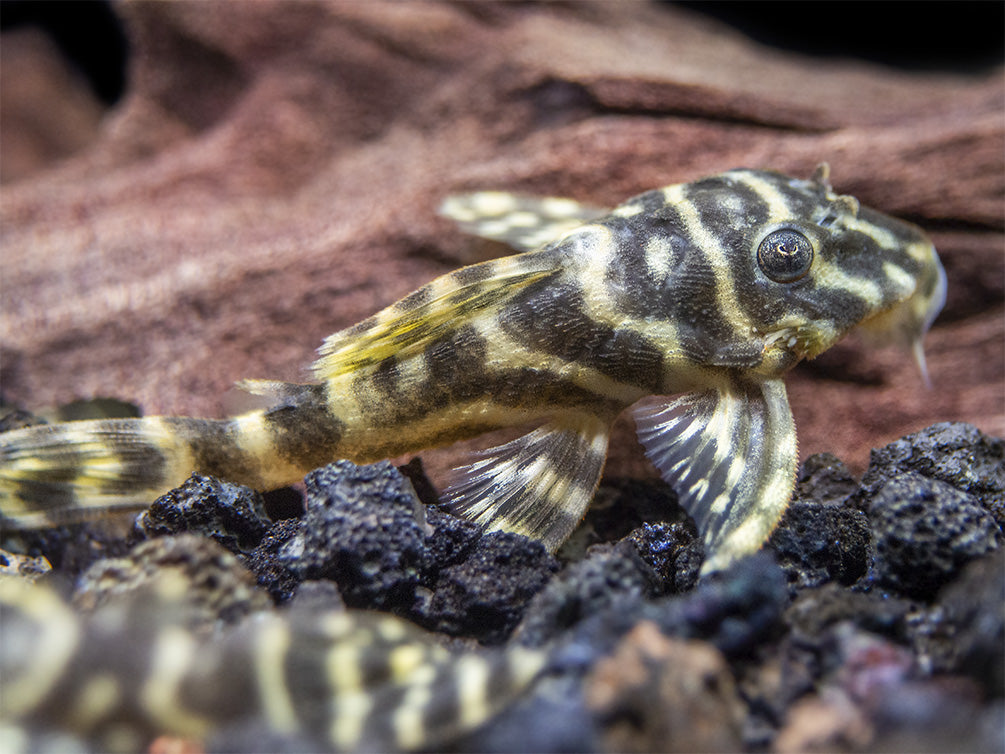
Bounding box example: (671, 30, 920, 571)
(0, 572, 547, 752)
(0, 165, 946, 574)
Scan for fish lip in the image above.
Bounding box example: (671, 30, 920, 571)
(755, 325, 816, 373)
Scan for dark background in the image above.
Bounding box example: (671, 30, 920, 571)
(2, 0, 1003, 109)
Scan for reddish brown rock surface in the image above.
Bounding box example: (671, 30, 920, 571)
(2, 2, 1002, 482)
(0, 28, 106, 183)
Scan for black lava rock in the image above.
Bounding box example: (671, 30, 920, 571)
(785, 582, 914, 641)
(539, 552, 789, 661)
(767, 501, 871, 591)
(241, 460, 560, 640)
(629, 520, 702, 594)
(421, 505, 483, 580)
(134, 473, 272, 555)
(1, 519, 135, 577)
(571, 478, 689, 552)
(922, 549, 1005, 696)
(943, 555, 1005, 697)
(417, 531, 560, 645)
(279, 460, 427, 610)
(795, 452, 859, 505)
(858, 422, 1005, 527)
(516, 541, 660, 647)
(74, 534, 271, 626)
(866, 471, 999, 599)
(244, 517, 305, 603)
(652, 552, 789, 657)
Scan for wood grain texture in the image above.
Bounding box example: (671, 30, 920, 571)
(2, 1, 1001, 478)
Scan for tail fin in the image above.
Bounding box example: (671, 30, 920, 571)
(1, 416, 235, 527)
(1, 384, 343, 528)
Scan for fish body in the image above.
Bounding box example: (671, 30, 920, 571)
(0, 573, 546, 751)
(0, 166, 946, 573)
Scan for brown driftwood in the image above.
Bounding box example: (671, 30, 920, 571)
(1, 1, 1002, 480)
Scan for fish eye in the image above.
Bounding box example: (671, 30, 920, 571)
(757, 228, 814, 283)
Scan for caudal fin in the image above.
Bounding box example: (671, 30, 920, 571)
(1, 384, 345, 528)
(1, 416, 225, 527)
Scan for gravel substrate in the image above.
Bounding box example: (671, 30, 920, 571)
(1, 421, 1002, 752)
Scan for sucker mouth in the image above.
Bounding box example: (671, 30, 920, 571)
(758, 313, 840, 363)
(755, 324, 820, 374)
(762, 328, 798, 349)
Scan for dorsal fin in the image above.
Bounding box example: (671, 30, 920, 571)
(439, 192, 607, 252)
(312, 263, 558, 382)
(234, 379, 298, 399)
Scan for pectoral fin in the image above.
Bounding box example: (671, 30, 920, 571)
(632, 378, 797, 575)
(442, 414, 609, 552)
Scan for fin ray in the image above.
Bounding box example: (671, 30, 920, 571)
(632, 379, 797, 574)
(312, 264, 558, 382)
(439, 192, 607, 252)
(0, 419, 180, 527)
(442, 414, 609, 552)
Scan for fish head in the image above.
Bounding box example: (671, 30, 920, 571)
(697, 165, 946, 380)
